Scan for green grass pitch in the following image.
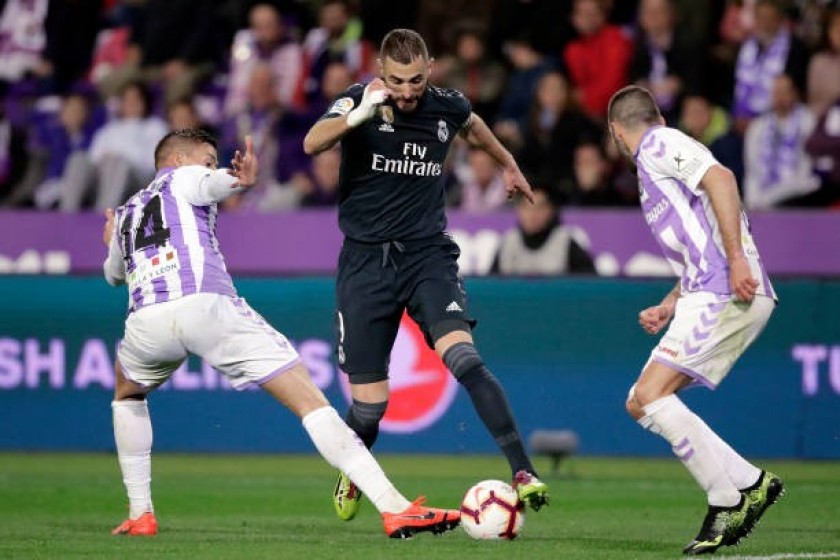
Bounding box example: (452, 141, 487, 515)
(1, 453, 838, 559)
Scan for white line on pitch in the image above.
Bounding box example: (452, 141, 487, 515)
(726, 554, 840, 560)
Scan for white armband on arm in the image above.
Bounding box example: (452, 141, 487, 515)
(103, 234, 126, 287)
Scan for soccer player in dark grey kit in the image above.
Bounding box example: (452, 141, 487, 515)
(303, 28, 549, 521)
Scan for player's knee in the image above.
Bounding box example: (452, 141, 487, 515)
(348, 399, 388, 428)
(625, 384, 644, 420)
(442, 342, 485, 381)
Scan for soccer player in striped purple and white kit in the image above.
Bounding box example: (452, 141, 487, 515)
(103, 129, 460, 539)
(607, 86, 784, 555)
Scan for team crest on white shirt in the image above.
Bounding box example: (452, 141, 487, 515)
(437, 119, 449, 142)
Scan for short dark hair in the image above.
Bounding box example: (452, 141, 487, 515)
(380, 29, 429, 64)
(607, 85, 662, 128)
(154, 129, 217, 170)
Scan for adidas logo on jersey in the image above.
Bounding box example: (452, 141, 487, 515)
(445, 301, 463, 313)
(378, 123, 394, 132)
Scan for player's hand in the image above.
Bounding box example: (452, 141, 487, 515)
(638, 303, 673, 335)
(502, 166, 535, 204)
(346, 79, 389, 127)
(103, 208, 116, 247)
(229, 135, 258, 187)
(730, 255, 758, 302)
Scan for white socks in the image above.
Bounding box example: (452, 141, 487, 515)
(639, 394, 746, 507)
(302, 406, 410, 514)
(112, 400, 154, 519)
(693, 414, 761, 490)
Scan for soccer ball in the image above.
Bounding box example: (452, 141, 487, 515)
(460, 479, 525, 540)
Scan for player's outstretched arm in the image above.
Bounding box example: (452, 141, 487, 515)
(460, 112, 535, 204)
(701, 165, 758, 302)
(303, 80, 389, 155)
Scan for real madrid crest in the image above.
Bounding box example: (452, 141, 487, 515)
(377, 105, 395, 132)
(379, 105, 394, 124)
(437, 119, 449, 142)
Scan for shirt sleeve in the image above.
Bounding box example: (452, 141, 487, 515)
(319, 84, 365, 121)
(103, 213, 126, 286)
(640, 129, 718, 193)
(171, 166, 243, 206)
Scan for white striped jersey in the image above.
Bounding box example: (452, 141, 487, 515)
(634, 126, 775, 299)
(103, 165, 243, 313)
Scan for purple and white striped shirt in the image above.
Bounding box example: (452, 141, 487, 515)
(104, 165, 243, 313)
(634, 126, 775, 299)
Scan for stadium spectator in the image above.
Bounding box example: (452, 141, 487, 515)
(743, 74, 820, 209)
(40, 0, 100, 94)
(451, 147, 511, 213)
(224, 3, 304, 117)
(515, 71, 603, 197)
(0, 0, 48, 94)
(97, 0, 218, 105)
(219, 64, 310, 211)
(805, 95, 840, 207)
(629, 0, 702, 124)
(563, 141, 631, 206)
(167, 98, 206, 132)
(437, 21, 507, 120)
(679, 94, 745, 185)
(59, 82, 168, 211)
(563, 0, 632, 119)
(310, 60, 355, 115)
(806, 7, 840, 118)
(16, 93, 98, 209)
(732, 0, 810, 132)
(489, 0, 574, 57)
(492, 185, 596, 275)
(301, 0, 373, 105)
(0, 104, 29, 206)
(257, 145, 342, 212)
(494, 33, 557, 127)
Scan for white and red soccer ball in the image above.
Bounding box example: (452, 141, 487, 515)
(460, 479, 525, 540)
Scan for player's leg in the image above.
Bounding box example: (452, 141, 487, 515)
(405, 239, 548, 510)
(332, 244, 403, 519)
(253, 356, 461, 537)
(111, 301, 189, 536)
(628, 293, 778, 553)
(335, 243, 401, 451)
(189, 294, 457, 537)
(434, 330, 548, 510)
(111, 360, 158, 536)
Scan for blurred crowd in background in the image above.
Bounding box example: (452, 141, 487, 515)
(0, 0, 838, 216)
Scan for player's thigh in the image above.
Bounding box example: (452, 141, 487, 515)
(118, 300, 189, 389)
(406, 241, 476, 347)
(336, 246, 402, 380)
(177, 293, 301, 390)
(646, 292, 775, 390)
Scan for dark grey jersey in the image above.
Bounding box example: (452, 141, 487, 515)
(320, 83, 472, 242)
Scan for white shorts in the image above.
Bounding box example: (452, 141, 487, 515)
(118, 293, 301, 390)
(646, 292, 775, 389)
